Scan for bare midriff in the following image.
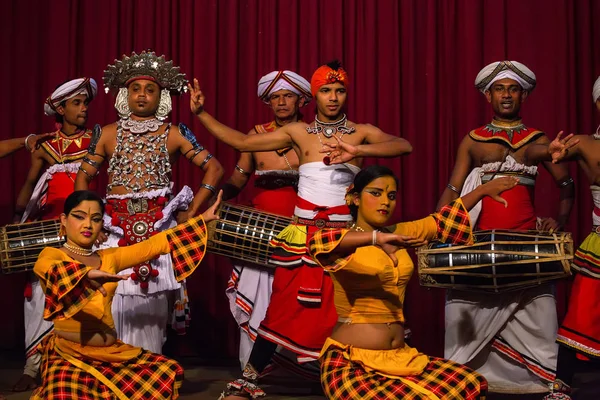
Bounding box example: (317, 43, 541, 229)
(55, 328, 118, 347)
(331, 321, 405, 350)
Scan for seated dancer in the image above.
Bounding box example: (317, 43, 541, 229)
(307, 165, 518, 399)
(528, 78, 600, 400)
(76, 51, 224, 353)
(189, 60, 412, 398)
(12, 77, 98, 393)
(30, 189, 221, 400)
(222, 70, 311, 368)
(437, 60, 574, 394)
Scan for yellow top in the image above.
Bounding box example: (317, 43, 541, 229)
(33, 215, 207, 335)
(310, 199, 472, 324)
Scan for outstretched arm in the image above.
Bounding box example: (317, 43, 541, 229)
(0, 133, 53, 159)
(189, 78, 294, 152)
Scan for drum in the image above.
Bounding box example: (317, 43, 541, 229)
(206, 202, 292, 267)
(0, 219, 63, 274)
(417, 230, 573, 293)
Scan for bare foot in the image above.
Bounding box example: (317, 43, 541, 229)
(12, 373, 38, 392)
(220, 396, 249, 400)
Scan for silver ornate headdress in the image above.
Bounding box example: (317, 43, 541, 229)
(103, 50, 188, 95)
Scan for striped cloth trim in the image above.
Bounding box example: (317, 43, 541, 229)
(491, 336, 555, 382)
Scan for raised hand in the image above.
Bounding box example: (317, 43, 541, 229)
(549, 131, 579, 164)
(188, 78, 206, 116)
(201, 189, 222, 223)
(27, 132, 54, 152)
(320, 135, 359, 164)
(376, 231, 429, 266)
(482, 176, 519, 208)
(87, 269, 129, 296)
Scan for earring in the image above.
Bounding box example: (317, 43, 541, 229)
(59, 225, 66, 237)
(155, 89, 172, 121)
(115, 87, 132, 119)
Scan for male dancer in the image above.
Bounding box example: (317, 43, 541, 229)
(75, 51, 223, 353)
(438, 60, 574, 394)
(223, 70, 311, 368)
(189, 60, 412, 398)
(12, 78, 97, 392)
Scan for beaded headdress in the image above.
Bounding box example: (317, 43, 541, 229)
(103, 50, 188, 95)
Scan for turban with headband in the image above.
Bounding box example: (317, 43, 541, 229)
(44, 78, 97, 116)
(475, 61, 536, 93)
(257, 70, 311, 104)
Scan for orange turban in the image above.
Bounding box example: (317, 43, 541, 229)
(310, 63, 349, 96)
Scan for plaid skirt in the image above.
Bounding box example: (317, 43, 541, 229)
(31, 336, 184, 400)
(321, 345, 487, 400)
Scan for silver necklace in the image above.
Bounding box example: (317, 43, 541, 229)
(594, 125, 600, 140)
(121, 117, 163, 134)
(313, 114, 355, 138)
(63, 242, 95, 256)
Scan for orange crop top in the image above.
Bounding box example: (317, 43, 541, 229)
(33, 215, 207, 335)
(309, 199, 473, 324)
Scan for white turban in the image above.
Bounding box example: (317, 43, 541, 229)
(44, 77, 98, 116)
(593, 76, 600, 103)
(257, 70, 311, 104)
(475, 61, 536, 93)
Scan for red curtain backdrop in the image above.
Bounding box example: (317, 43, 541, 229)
(1, 0, 599, 359)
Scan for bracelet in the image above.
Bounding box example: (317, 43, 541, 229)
(558, 177, 574, 187)
(235, 164, 251, 176)
(24, 134, 36, 151)
(446, 183, 460, 194)
(199, 153, 213, 169)
(200, 183, 216, 194)
(78, 166, 98, 178)
(372, 230, 378, 246)
(82, 156, 100, 168)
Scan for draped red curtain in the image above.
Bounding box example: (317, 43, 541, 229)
(1, 0, 599, 359)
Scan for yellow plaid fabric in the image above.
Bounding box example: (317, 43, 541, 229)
(433, 199, 473, 245)
(32, 335, 183, 400)
(308, 229, 351, 272)
(321, 342, 487, 400)
(165, 215, 208, 282)
(42, 261, 96, 321)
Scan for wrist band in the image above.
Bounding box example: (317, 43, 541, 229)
(447, 183, 460, 194)
(372, 230, 378, 246)
(24, 134, 36, 151)
(235, 164, 251, 176)
(200, 183, 216, 194)
(558, 177, 574, 187)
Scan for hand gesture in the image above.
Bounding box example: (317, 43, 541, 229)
(27, 132, 54, 152)
(95, 230, 109, 247)
(188, 78, 206, 116)
(482, 176, 519, 208)
(201, 190, 222, 223)
(549, 131, 579, 164)
(376, 231, 429, 266)
(87, 269, 129, 296)
(320, 136, 359, 164)
(537, 217, 560, 234)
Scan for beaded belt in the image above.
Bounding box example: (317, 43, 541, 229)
(254, 175, 298, 190)
(292, 216, 352, 229)
(593, 225, 600, 234)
